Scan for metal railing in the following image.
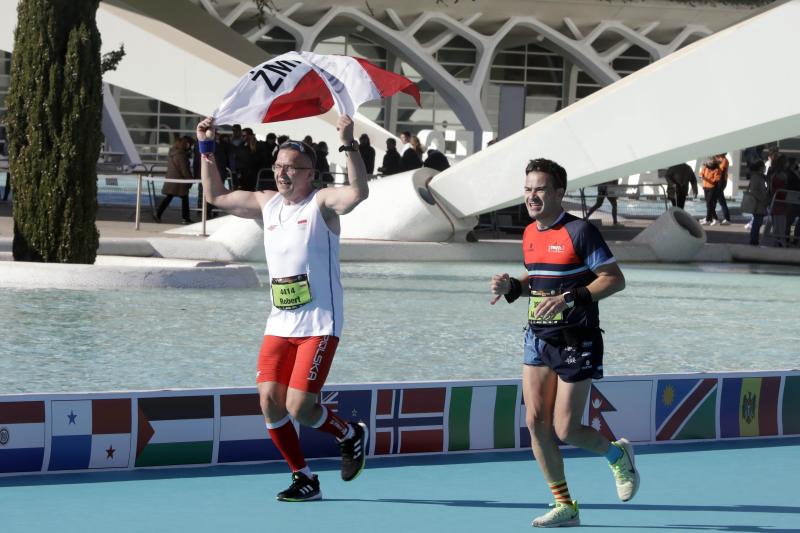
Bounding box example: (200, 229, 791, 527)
(133, 165, 208, 236)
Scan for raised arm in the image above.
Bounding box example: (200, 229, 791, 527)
(317, 115, 369, 218)
(197, 117, 275, 219)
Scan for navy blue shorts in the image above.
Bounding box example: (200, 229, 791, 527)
(523, 326, 604, 382)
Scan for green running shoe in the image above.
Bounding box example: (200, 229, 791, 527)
(609, 438, 640, 502)
(531, 500, 580, 528)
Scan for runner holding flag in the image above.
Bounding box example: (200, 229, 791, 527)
(196, 114, 367, 501)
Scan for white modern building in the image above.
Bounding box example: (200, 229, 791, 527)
(1, 0, 798, 242)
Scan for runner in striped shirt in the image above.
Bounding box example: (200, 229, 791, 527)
(490, 158, 639, 527)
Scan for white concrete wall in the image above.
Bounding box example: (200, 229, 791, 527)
(429, 0, 800, 218)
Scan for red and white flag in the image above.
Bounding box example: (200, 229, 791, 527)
(213, 51, 420, 125)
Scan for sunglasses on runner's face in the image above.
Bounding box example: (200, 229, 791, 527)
(272, 164, 312, 176)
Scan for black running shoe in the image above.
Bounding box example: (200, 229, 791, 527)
(276, 472, 321, 502)
(338, 422, 368, 481)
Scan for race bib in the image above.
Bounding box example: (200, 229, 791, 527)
(271, 274, 312, 310)
(528, 292, 563, 324)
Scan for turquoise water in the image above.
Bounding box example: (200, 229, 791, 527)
(1, 262, 798, 394)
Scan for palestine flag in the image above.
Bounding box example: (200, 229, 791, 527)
(135, 396, 214, 467)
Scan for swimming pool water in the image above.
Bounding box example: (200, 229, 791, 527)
(1, 262, 798, 394)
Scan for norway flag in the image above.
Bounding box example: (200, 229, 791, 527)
(213, 51, 420, 125)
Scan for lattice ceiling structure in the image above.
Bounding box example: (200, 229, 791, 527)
(191, 0, 766, 142)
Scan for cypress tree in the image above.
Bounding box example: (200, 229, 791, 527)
(7, 0, 101, 263)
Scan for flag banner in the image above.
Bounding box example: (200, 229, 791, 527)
(720, 376, 780, 438)
(218, 393, 282, 464)
(518, 393, 530, 450)
(135, 396, 214, 467)
(782, 376, 800, 435)
(299, 389, 372, 458)
(584, 380, 652, 443)
(372, 387, 446, 455)
(448, 385, 517, 451)
(0, 401, 45, 474)
(213, 51, 420, 125)
(48, 399, 132, 471)
(655, 378, 718, 441)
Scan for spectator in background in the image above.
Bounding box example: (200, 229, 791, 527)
(358, 134, 375, 175)
(765, 154, 790, 246)
(714, 154, 731, 225)
(664, 162, 698, 209)
(231, 124, 243, 148)
(303, 135, 314, 150)
(584, 180, 621, 226)
(699, 157, 722, 225)
(423, 148, 450, 172)
(263, 132, 278, 168)
(378, 138, 402, 176)
(400, 135, 423, 172)
(399, 131, 411, 147)
(155, 135, 194, 224)
(0, 124, 9, 202)
(235, 128, 261, 191)
(785, 157, 800, 245)
(742, 160, 769, 246)
(315, 141, 333, 185)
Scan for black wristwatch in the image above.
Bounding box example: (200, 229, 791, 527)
(339, 140, 358, 152)
(562, 291, 575, 309)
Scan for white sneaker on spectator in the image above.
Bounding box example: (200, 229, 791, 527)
(720, 220, 730, 225)
(699, 220, 709, 225)
(709, 220, 718, 226)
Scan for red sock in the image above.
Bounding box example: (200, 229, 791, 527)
(266, 416, 306, 472)
(312, 405, 350, 440)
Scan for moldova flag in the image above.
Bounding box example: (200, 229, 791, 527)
(720, 376, 780, 438)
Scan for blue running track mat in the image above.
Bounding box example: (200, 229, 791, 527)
(1, 440, 798, 532)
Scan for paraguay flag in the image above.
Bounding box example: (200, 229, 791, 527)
(0, 401, 45, 474)
(49, 399, 132, 471)
(217, 393, 283, 464)
(213, 51, 420, 125)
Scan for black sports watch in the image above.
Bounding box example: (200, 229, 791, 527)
(562, 291, 575, 309)
(339, 140, 358, 152)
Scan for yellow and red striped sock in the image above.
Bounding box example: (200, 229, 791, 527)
(548, 479, 572, 506)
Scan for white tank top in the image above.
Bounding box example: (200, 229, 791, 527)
(262, 191, 344, 337)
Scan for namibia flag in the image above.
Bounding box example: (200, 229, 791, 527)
(720, 376, 780, 438)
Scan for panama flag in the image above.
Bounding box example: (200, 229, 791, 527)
(0, 401, 45, 474)
(49, 399, 132, 471)
(448, 385, 518, 451)
(720, 376, 780, 438)
(372, 387, 446, 455)
(655, 378, 717, 441)
(135, 396, 214, 467)
(213, 51, 421, 125)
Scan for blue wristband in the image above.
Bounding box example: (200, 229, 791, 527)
(199, 139, 215, 154)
